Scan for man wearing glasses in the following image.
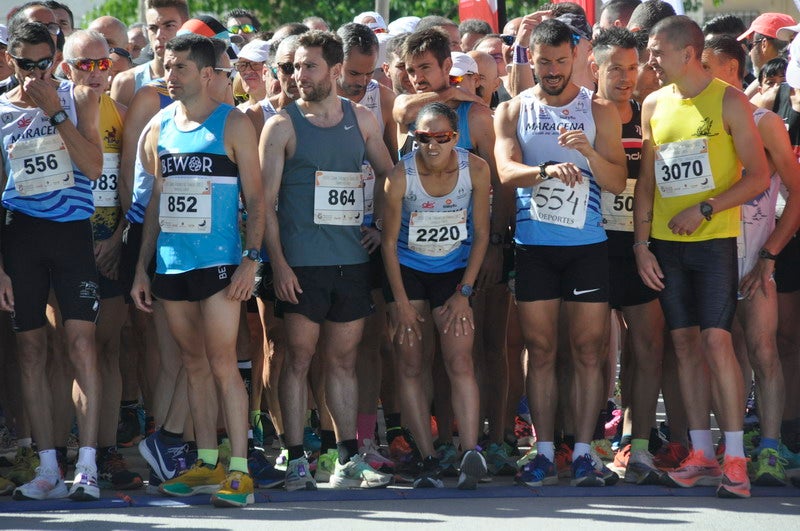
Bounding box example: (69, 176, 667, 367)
(737, 12, 796, 98)
(1, 1, 63, 96)
(226, 9, 260, 45)
(0, 21, 104, 501)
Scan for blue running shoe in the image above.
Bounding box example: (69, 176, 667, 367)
(248, 448, 285, 488)
(516, 454, 558, 487)
(138, 432, 190, 483)
(571, 453, 605, 487)
(303, 427, 322, 453)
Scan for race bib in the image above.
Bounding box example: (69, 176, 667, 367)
(8, 134, 73, 196)
(159, 178, 212, 233)
(408, 209, 468, 257)
(92, 153, 120, 207)
(362, 162, 375, 217)
(530, 179, 589, 229)
(655, 138, 715, 198)
(313, 170, 364, 226)
(601, 178, 636, 232)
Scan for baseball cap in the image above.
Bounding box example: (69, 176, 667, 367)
(0, 24, 7, 47)
(450, 52, 478, 77)
(777, 23, 800, 42)
(786, 32, 800, 88)
(179, 15, 240, 45)
(388, 16, 420, 36)
(237, 39, 270, 63)
(556, 13, 592, 41)
(737, 13, 796, 41)
(354, 11, 388, 33)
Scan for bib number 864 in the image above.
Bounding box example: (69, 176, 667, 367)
(328, 189, 356, 206)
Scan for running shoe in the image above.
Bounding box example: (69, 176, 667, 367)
(605, 409, 623, 439)
(250, 411, 264, 448)
(611, 444, 630, 475)
(117, 405, 142, 448)
(274, 448, 289, 471)
(663, 450, 722, 488)
(389, 430, 418, 467)
(437, 442, 459, 477)
(590, 448, 619, 485)
(314, 449, 338, 483)
(97, 447, 143, 490)
(779, 443, 800, 471)
(248, 448, 284, 489)
(591, 439, 614, 462)
(211, 470, 255, 508)
(653, 441, 690, 471)
(457, 450, 487, 490)
(146, 470, 161, 494)
(516, 454, 558, 487)
(516, 446, 538, 469)
(484, 442, 518, 476)
(571, 453, 604, 487)
(555, 443, 573, 478)
(285, 457, 316, 491)
(624, 449, 662, 485)
(69, 463, 100, 501)
(743, 429, 761, 456)
(0, 475, 14, 496)
(413, 457, 444, 488)
(514, 415, 533, 441)
(159, 460, 225, 496)
(138, 432, 190, 482)
(749, 447, 787, 486)
(717, 455, 751, 498)
(361, 438, 395, 472)
(330, 454, 392, 489)
(7, 446, 39, 486)
(218, 437, 232, 468)
(12, 467, 68, 500)
(303, 426, 321, 454)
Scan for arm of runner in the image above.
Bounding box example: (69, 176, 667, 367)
(494, 99, 540, 188)
(575, 98, 628, 194)
(260, 113, 302, 304)
(381, 161, 425, 346)
(508, 12, 547, 97)
(110, 68, 135, 107)
(130, 123, 161, 313)
(633, 96, 664, 291)
(379, 84, 399, 164)
(118, 87, 160, 216)
(226, 110, 265, 302)
(0, 163, 13, 312)
(358, 104, 394, 254)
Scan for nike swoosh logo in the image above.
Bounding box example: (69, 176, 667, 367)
(573, 288, 600, 296)
(344, 125, 355, 130)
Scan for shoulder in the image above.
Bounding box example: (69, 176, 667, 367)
(378, 83, 396, 101)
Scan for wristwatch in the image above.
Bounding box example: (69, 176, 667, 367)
(456, 283, 474, 297)
(538, 162, 549, 180)
(699, 201, 713, 221)
(49, 110, 68, 126)
(759, 248, 778, 260)
(242, 248, 261, 262)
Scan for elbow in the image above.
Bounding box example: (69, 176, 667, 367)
(84, 154, 104, 181)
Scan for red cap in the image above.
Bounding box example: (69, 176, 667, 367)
(737, 13, 796, 41)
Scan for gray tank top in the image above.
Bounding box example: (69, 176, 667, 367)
(279, 98, 368, 266)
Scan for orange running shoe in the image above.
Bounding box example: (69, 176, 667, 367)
(717, 456, 751, 498)
(653, 441, 690, 471)
(555, 443, 573, 479)
(612, 444, 630, 475)
(664, 450, 722, 488)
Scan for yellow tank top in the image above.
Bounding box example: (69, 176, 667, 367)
(650, 78, 741, 242)
(90, 93, 123, 241)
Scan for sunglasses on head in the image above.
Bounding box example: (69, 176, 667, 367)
(109, 47, 131, 60)
(68, 58, 111, 72)
(11, 55, 53, 71)
(500, 34, 515, 46)
(275, 62, 294, 75)
(229, 24, 255, 34)
(415, 130, 457, 144)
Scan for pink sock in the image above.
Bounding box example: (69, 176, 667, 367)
(357, 413, 377, 449)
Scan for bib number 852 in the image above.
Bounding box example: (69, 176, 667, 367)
(167, 195, 197, 213)
(23, 154, 58, 174)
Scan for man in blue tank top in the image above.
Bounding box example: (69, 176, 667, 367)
(0, 22, 104, 502)
(260, 30, 395, 491)
(131, 34, 265, 508)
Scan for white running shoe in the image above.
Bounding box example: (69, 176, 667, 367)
(69, 464, 100, 501)
(12, 467, 68, 500)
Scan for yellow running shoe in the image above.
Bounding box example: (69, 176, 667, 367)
(212, 470, 255, 507)
(159, 459, 225, 497)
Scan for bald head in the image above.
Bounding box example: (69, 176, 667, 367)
(468, 50, 500, 105)
(88, 16, 129, 49)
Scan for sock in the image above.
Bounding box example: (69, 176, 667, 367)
(229, 456, 248, 474)
(574, 442, 591, 458)
(631, 438, 649, 453)
(337, 439, 359, 465)
(537, 441, 555, 462)
(277, 433, 286, 448)
(39, 449, 59, 474)
(723, 431, 745, 458)
(357, 413, 377, 449)
(564, 435, 575, 450)
(620, 434, 632, 448)
(287, 444, 304, 461)
(198, 448, 219, 467)
(17, 437, 32, 448)
(759, 437, 779, 451)
(689, 429, 714, 460)
(159, 428, 183, 443)
(320, 430, 336, 454)
(77, 447, 97, 469)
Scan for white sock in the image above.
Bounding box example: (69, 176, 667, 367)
(574, 442, 591, 458)
(17, 437, 32, 448)
(689, 429, 714, 460)
(723, 431, 745, 458)
(38, 449, 59, 478)
(77, 447, 97, 470)
(537, 441, 555, 462)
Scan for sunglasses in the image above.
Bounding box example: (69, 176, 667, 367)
(235, 61, 263, 72)
(11, 55, 53, 71)
(229, 24, 255, 34)
(415, 130, 457, 144)
(214, 67, 235, 80)
(571, 33, 582, 47)
(109, 47, 131, 60)
(68, 58, 111, 72)
(746, 37, 768, 51)
(500, 34, 515, 46)
(45, 23, 61, 36)
(275, 62, 294, 75)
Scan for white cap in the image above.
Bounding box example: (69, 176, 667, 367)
(354, 11, 388, 33)
(0, 25, 7, 46)
(237, 39, 271, 63)
(777, 23, 800, 42)
(388, 16, 420, 36)
(787, 33, 800, 89)
(450, 52, 478, 77)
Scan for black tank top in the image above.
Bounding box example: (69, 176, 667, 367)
(607, 100, 642, 258)
(772, 83, 800, 157)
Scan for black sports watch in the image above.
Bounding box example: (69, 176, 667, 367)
(242, 248, 261, 262)
(699, 201, 713, 221)
(538, 162, 549, 181)
(759, 248, 778, 260)
(49, 110, 68, 126)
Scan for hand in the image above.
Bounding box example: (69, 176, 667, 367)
(558, 126, 593, 157)
(273, 262, 302, 304)
(515, 11, 550, 48)
(95, 236, 122, 280)
(667, 204, 704, 236)
(394, 301, 425, 347)
(436, 293, 474, 336)
(634, 246, 665, 291)
(360, 225, 382, 254)
(226, 260, 258, 301)
(739, 258, 776, 300)
(130, 268, 153, 313)
(0, 270, 14, 312)
(546, 162, 583, 187)
(476, 244, 502, 289)
(23, 77, 62, 117)
(447, 86, 487, 106)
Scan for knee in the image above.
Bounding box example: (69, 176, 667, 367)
(571, 335, 604, 369)
(284, 348, 314, 376)
(445, 351, 476, 379)
(67, 333, 98, 369)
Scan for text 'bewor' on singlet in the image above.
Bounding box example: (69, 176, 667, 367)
(514, 85, 604, 246)
(397, 147, 474, 273)
(650, 78, 741, 242)
(278, 98, 368, 267)
(155, 103, 241, 275)
(1, 80, 94, 222)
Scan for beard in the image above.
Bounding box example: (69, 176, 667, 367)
(300, 77, 332, 102)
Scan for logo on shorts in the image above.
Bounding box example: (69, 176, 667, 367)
(79, 281, 99, 300)
(573, 288, 600, 296)
(218, 266, 228, 280)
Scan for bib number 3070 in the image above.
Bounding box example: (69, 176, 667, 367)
(159, 178, 212, 233)
(655, 138, 715, 198)
(314, 170, 364, 226)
